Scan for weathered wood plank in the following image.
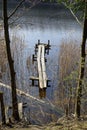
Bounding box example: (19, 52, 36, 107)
(37, 45, 44, 89)
(36, 44, 49, 89)
(30, 76, 50, 82)
(30, 76, 39, 80)
(41, 45, 47, 88)
(30, 76, 39, 86)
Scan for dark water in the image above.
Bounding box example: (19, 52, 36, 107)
(0, 3, 82, 124)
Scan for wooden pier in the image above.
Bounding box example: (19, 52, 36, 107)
(30, 40, 51, 90)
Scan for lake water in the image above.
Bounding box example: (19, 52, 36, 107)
(0, 3, 82, 124)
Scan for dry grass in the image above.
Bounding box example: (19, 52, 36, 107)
(59, 41, 80, 82)
(0, 27, 7, 66)
(0, 41, 7, 64)
(0, 38, 7, 78)
(54, 41, 80, 113)
(1, 118, 87, 130)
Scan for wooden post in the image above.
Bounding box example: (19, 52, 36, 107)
(5, 106, 9, 123)
(41, 45, 47, 88)
(32, 79, 34, 86)
(37, 45, 43, 89)
(39, 89, 46, 99)
(38, 39, 40, 44)
(48, 40, 50, 45)
(18, 103, 23, 120)
(0, 92, 6, 124)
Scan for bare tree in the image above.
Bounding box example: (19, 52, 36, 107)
(2, 0, 23, 121)
(58, 0, 87, 118)
(75, 1, 87, 118)
(2, 0, 41, 121)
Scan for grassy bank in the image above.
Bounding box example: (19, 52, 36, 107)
(1, 117, 87, 130)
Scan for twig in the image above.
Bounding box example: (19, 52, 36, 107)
(8, 0, 26, 19)
(8, 0, 41, 25)
(62, 2, 82, 27)
(8, 0, 41, 20)
(69, 8, 82, 26)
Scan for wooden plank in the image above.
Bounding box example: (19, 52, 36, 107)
(41, 45, 47, 88)
(30, 76, 39, 86)
(37, 44, 49, 89)
(37, 45, 43, 89)
(30, 76, 49, 82)
(30, 76, 39, 80)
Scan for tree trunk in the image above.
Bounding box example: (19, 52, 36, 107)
(0, 92, 6, 124)
(3, 0, 20, 121)
(75, 2, 87, 118)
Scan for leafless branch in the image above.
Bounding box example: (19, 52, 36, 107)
(8, 0, 41, 25)
(69, 8, 82, 26)
(8, 0, 26, 19)
(9, 16, 22, 26)
(62, 2, 82, 27)
(8, 0, 41, 20)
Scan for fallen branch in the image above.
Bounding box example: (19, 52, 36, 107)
(0, 82, 63, 114)
(62, 2, 82, 27)
(0, 82, 45, 103)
